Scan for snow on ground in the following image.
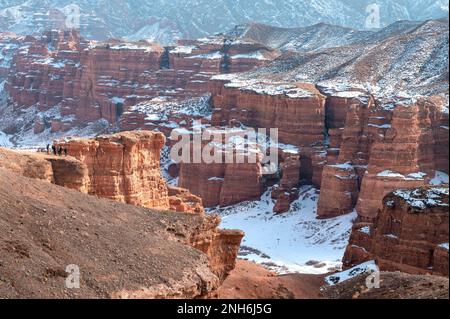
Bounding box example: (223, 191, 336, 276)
(231, 51, 269, 60)
(128, 94, 212, 120)
(16, 120, 110, 149)
(160, 146, 178, 186)
(376, 170, 427, 181)
(0, 101, 110, 149)
(170, 46, 197, 54)
(393, 187, 449, 210)
(209, 186, 357, 275)
(188, 51, 223, 60)
(430, 171, 449, 185)
(0, 130, 13, 147)
(324, 260, 378, 286)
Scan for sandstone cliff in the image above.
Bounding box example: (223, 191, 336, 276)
(175, 127, 264, 207)
(56, 131, 170, 210)
(355, 97, 449, 221)
(207, 73, 449, 221)
(343, 185, 449, 277)
(209, 76, 326, 148)
(3, 31, 279, 137)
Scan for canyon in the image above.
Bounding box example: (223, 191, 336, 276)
(0, 132, 245, 296)
(0, 16, 448, 299)
(0, 30, 278, 144)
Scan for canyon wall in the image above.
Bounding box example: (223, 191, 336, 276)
(209, 76, 326, 148)
(55, 131, 206, 214)
(206, 75, 327, 211)
(175, 127, 264, 207)
(206, 77, 449, 220)
(343, 186, 449, 277)
(57, 131, 170, 210)
(3, 31, 278, 135)
(356, 97, 449, 221)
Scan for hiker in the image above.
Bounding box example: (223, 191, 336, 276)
(46, 144, 50, 154)
(64, 147, 68, 157)
(58, 146, 63, 156)
(52, 145, 57, 156)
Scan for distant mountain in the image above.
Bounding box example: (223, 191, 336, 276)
(233, 18, 449, 99)
(224, 19, 427, 52)
(0, 0, 448, 44)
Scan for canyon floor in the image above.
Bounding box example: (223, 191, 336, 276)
(217, 260, 325, 299)
(211, 187, 356, 274)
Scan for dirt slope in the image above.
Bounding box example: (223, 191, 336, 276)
(0, 167, 220, 299)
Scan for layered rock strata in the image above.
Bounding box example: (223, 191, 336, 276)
(56, 131, 170, 210)
(175, 127, 264, 207)
(356, 97, 449, 221)
(343, 186, 449, 277)
(3, 31, 278, 135)
(209, 76, 326, 148)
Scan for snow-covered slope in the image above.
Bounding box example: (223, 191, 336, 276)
(225, 19, 426, 52)
(210, 186, 357, 274)
(233, 18, 449, 99)
(0, 0, 448, 44)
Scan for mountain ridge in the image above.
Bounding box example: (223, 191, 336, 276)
(0, 0, 448, 44)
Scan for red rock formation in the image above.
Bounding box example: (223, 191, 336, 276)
(343, 186, 449, 277)
(316, 90, 448, 220)
(317, 163, 359, 218)
(210, 77, 326, 147)
(356, 97, 448, 221)
(45, 156, 90, 193)
(189, 214, 245, 281)
(177, 128, 264, 207)
(208, 77, 328, 198)
(4, 32, 279, 134)
(167, 185, 205, 215)
(56, 131, 170, 210)
(273, 153, 301, 213)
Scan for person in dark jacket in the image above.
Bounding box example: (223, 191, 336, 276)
(58, 146, 63, 156)
(52, 145, 57, 156)
(64, 147, 68, 157)
(46, 144, 50, 154)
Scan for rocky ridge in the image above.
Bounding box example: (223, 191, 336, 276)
(0, 166, 242, 298)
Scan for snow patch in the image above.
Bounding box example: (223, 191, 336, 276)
(377, 170, 427, 180)
(0, 130, 13, 147)
(430, 171, 449, 185)
(324, 260, 378, 286)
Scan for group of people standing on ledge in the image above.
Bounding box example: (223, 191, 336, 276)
(47, 144, 68, 156)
